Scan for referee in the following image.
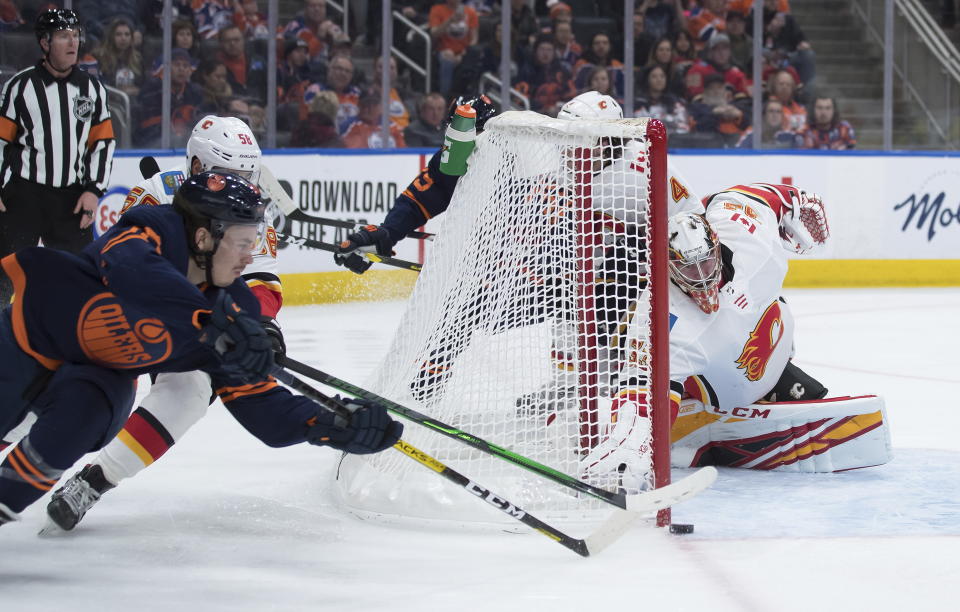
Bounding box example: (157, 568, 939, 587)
(0, 9, 115, 303)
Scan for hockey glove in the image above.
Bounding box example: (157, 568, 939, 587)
(580, 390, 652, 493)
(306, 396, 403, 454)
(333, 225, 394, 275)
(260, 316, 286, 358)
(780, 191, 829, 254)
(198, 291, 275, 383)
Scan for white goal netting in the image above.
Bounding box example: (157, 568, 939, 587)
(334, 111, 670, 528)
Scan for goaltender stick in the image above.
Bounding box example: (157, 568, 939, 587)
(582, 184, 892, 491)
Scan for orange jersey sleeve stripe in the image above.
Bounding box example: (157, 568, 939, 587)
(216, 379, 278, 403)
(101, 227, 162, 255)
(0, 253, 63, 371)
(87, 118, 115, 147)
(401, 189, 433, 221)
(0, 116, 16, 142)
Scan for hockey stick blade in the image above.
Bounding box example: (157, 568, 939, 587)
(272, 366, 627, 557)
(623, 466, 716, 513)
(280, 356, 716, 513)
(276, 232, 422, 272)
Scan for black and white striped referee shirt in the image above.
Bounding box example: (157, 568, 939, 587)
(0, 61, 115, 196)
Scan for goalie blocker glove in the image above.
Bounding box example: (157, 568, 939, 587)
(306, 396, 403, 454)
(333, 225, 394, 275)
(198, 290, 275, 382)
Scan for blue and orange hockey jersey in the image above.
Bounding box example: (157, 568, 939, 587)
(0, 204, 331, 447)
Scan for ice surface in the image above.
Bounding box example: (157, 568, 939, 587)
(2, 289, 959, 611)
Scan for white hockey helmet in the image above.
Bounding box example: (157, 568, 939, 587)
(668, 212, 722, 314)
(557, 91, 623, 121)
(186, 116, 262, 183)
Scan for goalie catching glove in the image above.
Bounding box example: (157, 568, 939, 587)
(305, 396, 403, 454)
(780, 191, 829, 254)
(198, 290, 275, 382)
(333, 225, 395, 275)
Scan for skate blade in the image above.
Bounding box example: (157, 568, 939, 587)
(37, 517, 68, 537)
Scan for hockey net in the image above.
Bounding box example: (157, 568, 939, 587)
(334, 111, 670, 528)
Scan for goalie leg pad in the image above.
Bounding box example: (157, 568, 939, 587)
(672, 395, 892, 473)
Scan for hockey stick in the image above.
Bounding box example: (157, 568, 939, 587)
(285, 209, 435, 242)
(276, 232, 422, 272)
(260, 164, 433, 241)
(280, 356, 717, 514)
(139, 156, 161, 180)
(271, 366, 638, 557)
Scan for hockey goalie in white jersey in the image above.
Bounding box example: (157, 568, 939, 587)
(583, 183, 892, 489)
(39, 115, 285, 530)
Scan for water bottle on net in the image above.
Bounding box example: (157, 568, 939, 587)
(439, 104, 477, 176)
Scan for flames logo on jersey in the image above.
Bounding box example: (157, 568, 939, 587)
(735, 300, 784, 382)
(77, 293, 173, 368)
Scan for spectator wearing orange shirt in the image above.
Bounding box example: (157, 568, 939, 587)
(429, 0, 479, 97)
(767, 68, 806, 132)
(343, 93, 407, 149)
(801, 96, 856, 150)
(370, 55, 412, 131)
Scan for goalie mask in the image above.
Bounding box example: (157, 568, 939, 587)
(668, 212, 722, 314)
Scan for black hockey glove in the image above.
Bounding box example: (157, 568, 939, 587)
(306, 396, 403, 454)
(260, 316, 286, 358)
(333, 225, 394, 275)
(198, 291, 275, 383)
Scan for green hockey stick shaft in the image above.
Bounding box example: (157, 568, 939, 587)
(279, 355, 631, 510)
(272, 366, 633, 557)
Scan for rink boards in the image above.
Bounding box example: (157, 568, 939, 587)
(99, 148, 960, 303)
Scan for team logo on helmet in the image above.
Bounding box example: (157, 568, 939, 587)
(736, 300, 784, 381)
(73, 94, 94, 121)
(201, 119, 213, 129)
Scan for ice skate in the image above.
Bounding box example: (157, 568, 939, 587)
(42, 464, 114, 533)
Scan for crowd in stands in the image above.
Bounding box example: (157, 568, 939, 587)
(0, 0, 859, 150)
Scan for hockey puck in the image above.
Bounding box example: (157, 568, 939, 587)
(669, 523, 694, 535)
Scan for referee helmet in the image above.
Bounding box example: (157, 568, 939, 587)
(35, 9, 82, 44)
